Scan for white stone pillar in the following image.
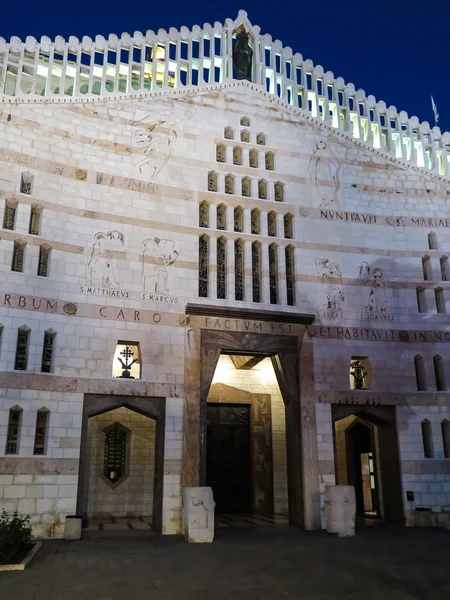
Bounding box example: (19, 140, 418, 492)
(261, 243, 270, 304)
(244, 241, 252, 302)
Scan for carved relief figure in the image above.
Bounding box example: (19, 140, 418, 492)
(233, 30, 253, 81)
(308, 140, 341, 208)
(88, 231, 126, 288)
(142, 237, 179, 293)
(133, 101, 178, 178)
(359, 262, 388, 313)
(315, 258, 344, 310)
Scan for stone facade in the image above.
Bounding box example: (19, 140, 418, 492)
(1, 12, 450, 537)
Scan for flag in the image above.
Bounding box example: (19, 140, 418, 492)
(431, 95, 439, 125)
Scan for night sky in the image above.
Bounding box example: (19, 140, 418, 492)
(1, 0, 449, 133)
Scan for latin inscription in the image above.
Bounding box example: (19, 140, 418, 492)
(203, 317, 292, 335)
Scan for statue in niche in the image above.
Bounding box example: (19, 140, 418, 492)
(142, 237, 179, 293)
(133, 101, 178, 178)
(308, 140, 341, 208)
(350, 361, 367, 390)
(315, 258, 344, 311)
(359, 262, 388, 313)
(233, 30, 253, 81)
(88, 231, 126, 288)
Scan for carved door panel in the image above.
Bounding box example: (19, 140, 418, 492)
(206, 403, 251, 514)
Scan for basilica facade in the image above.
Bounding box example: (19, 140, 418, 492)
(1, 11, 450, 538)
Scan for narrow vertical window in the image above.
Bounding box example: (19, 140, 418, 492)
(421, 420, 434, 458)
(251, 208, 260, 235)
(252, 242, 261, 303)
(217, 237, 226, 300)
(414, 354, 426, 391)
(422, 256, 432, 280)
(233, 146, 242, 165)
(433, 355, 446, 391)
(199, 201, 209, 228)
(15, 326, 30, 371)
(103, 423, 129, 484)
(440, 256, 449, 281)
(33, 409, 49, 455)
(240, 129, 250, 143)
(284, 213, 293, 239)
(285, 245, 295, 306)
(29, 205, 42, 235)
(234, 239, 244, 301)
(428, 231, 437, 250)
(416, 288, 427, 313)
(3, 200, 17, 230)
(41, 330, 55, 373)
(274, 181, 284, 202)
(249, 149, 258, 168)
(5, 407, 22, 455)
(225, 174, 235, 195)
(217, 204, 226, 230)
(216, 144, 226, 163)
(265, 152, 274, 170)
(241, 177, 251, 197)
(38, 245, 50, 277)
(198, 235, 209, 298)
(11, 240, 26, 273)
(269, 243, 278, 304)
(268, 211, 277, 237)
(234, 207, 243, 233)
(208, 171, 218, 192)
(224, 126, 234, 140)
(258, 179, 267, 199)
(441, 420, 450, 458)
(435, 288, 446, 314)
(20, 172, 33, 195)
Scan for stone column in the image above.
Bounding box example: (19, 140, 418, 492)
(182, 327, 201, 488)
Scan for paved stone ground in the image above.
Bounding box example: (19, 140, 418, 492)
(1, 526, 450, 600)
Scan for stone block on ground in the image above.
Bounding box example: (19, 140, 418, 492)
(324, 485, 356, 537)
(183, 487, 215, 543)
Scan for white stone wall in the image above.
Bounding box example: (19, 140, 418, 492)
(84, 407, 156, 519)
(211, 355, 288, 514)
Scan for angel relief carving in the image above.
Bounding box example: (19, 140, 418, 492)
(132, 101, 178, 178)
(308, 140, 341, 208)
(88, 231, 126, 288)
(142, 237, 179, 294)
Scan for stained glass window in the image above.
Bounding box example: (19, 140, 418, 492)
(258, 179, 267, 199)
(268, 211, 277, 237)
(5, 408, 22, 454)
(265, 152, 274, 170)
(241, 177, 251, 197)
(274, 181, 284, 202)
(38, 246, 50, 277)
(235, 240, 244, 301)
(15, 327, 30, 370)
(12, 241, 25, 272)
(20, 173, 33, 195)
(199, 201, 209, 228)
(284, 213, 293, 239)
(217, 237, 226, 299)
(234, 207, 243, 232)
(3, 202, 16, 230)
(285, 245, 295, 306)
(217, 204, 226, 230)
(233, 146, 242, 165)
(103, 423, 127, 484)
(198, 235, 209, 298)
(249, 149, 258, 168)
(252, 242, 261, 303)
(29, 205, 42, 235)
(208, 171, 217, 192)
(225, 174, 234, 195)
(41, 331, 55, 372)
(216, 144, 226, 163)
(240, 129, 250, 143)
(269, 244, 278, 304)
(33, 409, 49, 455)
(251, 209, 260, 235)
